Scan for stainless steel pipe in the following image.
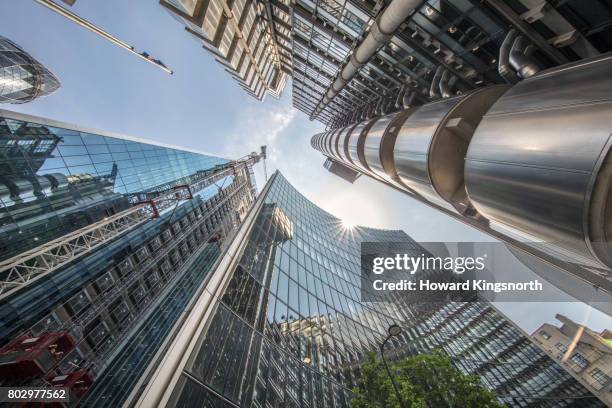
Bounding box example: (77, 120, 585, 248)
(312, 52, 612, 271)
(311, 0, 423, 119)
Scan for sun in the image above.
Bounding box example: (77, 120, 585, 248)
(341, 219, 354, 229)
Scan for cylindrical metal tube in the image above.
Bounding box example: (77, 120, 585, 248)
(393, 85, 509, 213)
(363, 113, 400, 180)
(348, 118, 380, 174)
(465, 53, 612, 268)
(498, 29, 520, 84)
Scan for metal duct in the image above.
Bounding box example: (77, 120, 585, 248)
(439, 69, 456, 98)
(362, 112, 400, 180)
(498, 29, 520, 84)
(310, 0, 424, 119)
(465, 53, 612, 269)
(35, 175, 53, 196)
(509, 35, 540, 79)
(366, 104, 376, 119)
(346, 118, 379, 170)
(395, 86, 406, 109)
(392, 85, 510, 213)
(429, 65, 444, 98)
(403, 90, 416, 108)
(374, 97, 383, 116)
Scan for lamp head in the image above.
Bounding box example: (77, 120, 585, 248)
(388, 324, 402, 337)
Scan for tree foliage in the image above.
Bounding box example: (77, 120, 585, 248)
(350, 351, 505, 408)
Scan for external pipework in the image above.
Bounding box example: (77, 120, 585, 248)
(360, 106, 368, 121)
(498, 29, 520, 84)
(310, 0, 424, 120)
(509, 35, 541, 79)
(439, 69, 458, 98)
(374, 97, 382, 116)
(395, 86, 406, 109)
(311, 53, 612, 274)
(403, 90, 416, 108)
(367, 103, 376, 119)
(429, 65, 444, 98)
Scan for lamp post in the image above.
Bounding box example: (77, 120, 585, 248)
(380, 324, 407, 408)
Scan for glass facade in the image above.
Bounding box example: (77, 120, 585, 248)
(0, 110, 258, 406)
(0, 111, 226, 260)
(164, 173, 602, 408)
(0, 36, 60, 104)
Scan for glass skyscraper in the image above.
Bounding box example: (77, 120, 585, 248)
(0, 109, 260, 405)
(135, 172, 602, 408)
(0, 37, 60, 104)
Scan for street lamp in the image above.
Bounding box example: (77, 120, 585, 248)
(380, 324, 406, 408)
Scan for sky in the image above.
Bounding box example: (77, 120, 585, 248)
(2, 0, 609, 334)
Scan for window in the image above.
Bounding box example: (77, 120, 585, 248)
(94, 272, 114, 293)
(555, 342, 568, 353)
(66, 291, 91, 316)
(590, 368, 610, 386)
(539, 330, 551, 340)
(570, 353, 589, 369)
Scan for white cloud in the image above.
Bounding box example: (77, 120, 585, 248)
(223, 103, 296, 160)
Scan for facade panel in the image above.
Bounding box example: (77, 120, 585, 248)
(0, 110, 260, 405)
(160, 0, 288, 101)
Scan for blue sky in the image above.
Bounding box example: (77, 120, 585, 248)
(2, 0, 609, 334)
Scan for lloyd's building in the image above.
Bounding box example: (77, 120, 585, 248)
(0, 109, 604, 406)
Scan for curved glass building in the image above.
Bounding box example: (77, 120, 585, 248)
(134, 172, 602, 407)
(0, 36, 60, 104)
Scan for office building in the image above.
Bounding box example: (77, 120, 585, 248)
(159, 0, 289, 100)
(133, 171, 602, 407)
(311, 49, 612, 311)
(532, 315, 612, 406)
(0, 36, 60, 104)
(160, 0, 610, 126)
(160, 0, 612, 299)
(0, 109, 261, 405)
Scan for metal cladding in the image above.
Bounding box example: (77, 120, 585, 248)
(312, 53, 612, 271)
(393, 85, 509, 213)
(466, 53, 612, 269)
(363, 112, 399, 180)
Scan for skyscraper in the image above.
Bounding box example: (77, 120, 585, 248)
(160, 0, 289, 100)
(0, 109, 261, 405)
(310, 49, 612, 310)
(159, 0, 611, 127)
(133, 172, 602, 407)
(0, 36, 60, 104)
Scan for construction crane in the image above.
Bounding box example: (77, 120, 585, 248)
(0, 153, 263, 300)
(34, 0, 173, 74)
(261, 145, 268, 181)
